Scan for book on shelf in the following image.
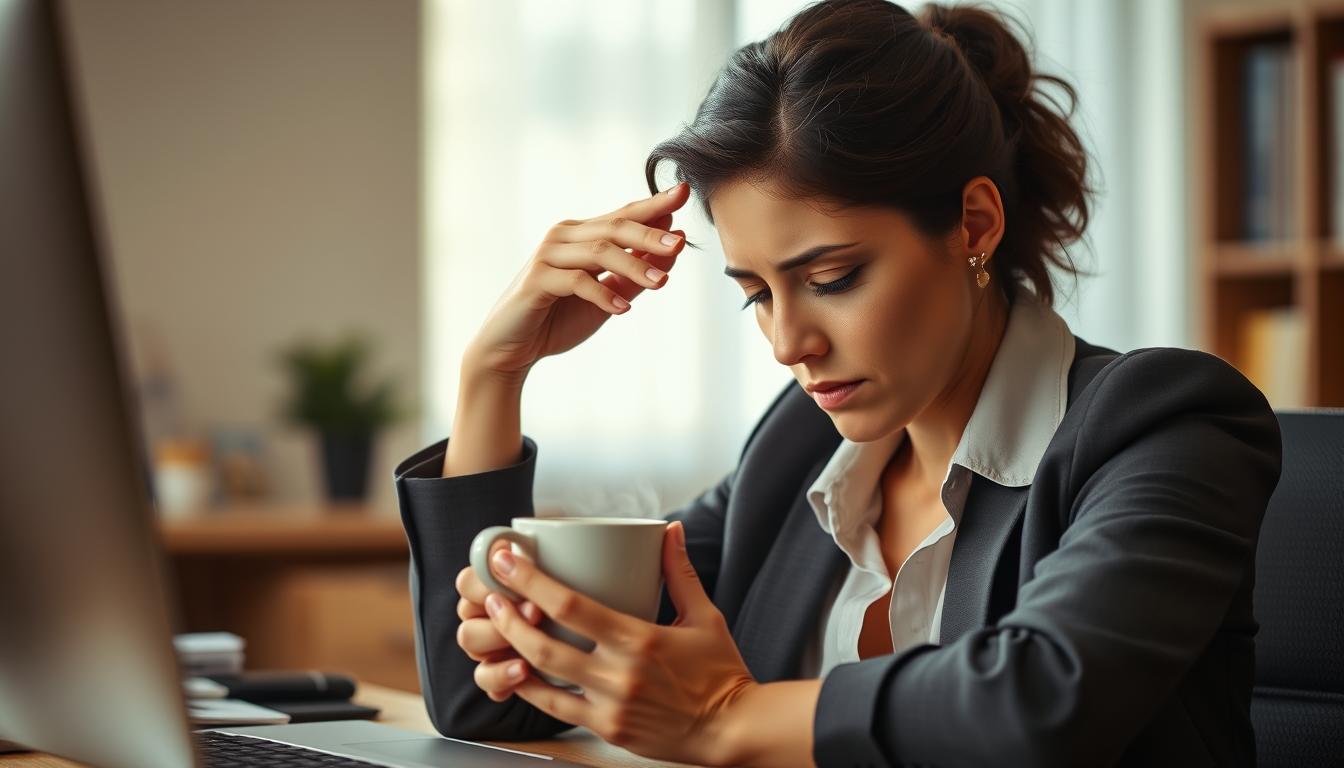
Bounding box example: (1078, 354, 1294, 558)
(1238, 306, 1307, 408)
(1331, 53, 1344, 243)
(1242, 42, 1297, 244)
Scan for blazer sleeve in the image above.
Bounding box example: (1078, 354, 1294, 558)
(392, 380, 795, 741)
(394, 436, 567, 741)
(811, 348, 1283, 768)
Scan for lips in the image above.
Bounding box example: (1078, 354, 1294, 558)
(807, 379, 862, 393)
(808, 379, 864, 410)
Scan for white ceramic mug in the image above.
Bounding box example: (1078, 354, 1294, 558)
(469, 516, 669, 691)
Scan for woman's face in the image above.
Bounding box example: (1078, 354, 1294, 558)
(709, 177, 985, 443)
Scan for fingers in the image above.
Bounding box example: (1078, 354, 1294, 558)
(511, 677, 593, 727)
(484, 591, 601, 692)
(458, 616, 513, 660)
(529, 263, 636, 315)
(457, 600, 544, 656)
(486, 548, 634, 645)
(455, 558, 496, 607)
(527, 181, 689, 319)
(602, 180, 688, 225)
(550, 239, 673, 287)
(660, 520, 712, 624)
(554, 215, 685, 261)
(455, 564, 542, 622)
(474, 653, 531, 702)
(640, 213, 674, 243)
(597, 229, 683, 308)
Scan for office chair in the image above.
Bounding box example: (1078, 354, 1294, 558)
(1250, 409, 1344, 766)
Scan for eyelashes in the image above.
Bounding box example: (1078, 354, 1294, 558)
(740, 264, 867, 310)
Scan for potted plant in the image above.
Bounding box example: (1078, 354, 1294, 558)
(275, 332, 405, 502)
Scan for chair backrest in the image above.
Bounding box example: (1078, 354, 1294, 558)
(1250, 409, 1344, 767)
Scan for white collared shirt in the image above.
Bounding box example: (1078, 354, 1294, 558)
(798, 287, 1076, 679)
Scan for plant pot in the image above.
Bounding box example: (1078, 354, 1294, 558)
(318, 430, 373, 501)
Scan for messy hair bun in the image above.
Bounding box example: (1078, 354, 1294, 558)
(646, 0, 1095, 306)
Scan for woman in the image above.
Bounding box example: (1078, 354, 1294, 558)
(394, 1, 1281, 765)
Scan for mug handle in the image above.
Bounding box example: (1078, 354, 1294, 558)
(469, 526, 534, 602)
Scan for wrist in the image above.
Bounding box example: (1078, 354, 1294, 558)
(712, 681, 768, 767)
(460, 342, 531, 393)
(442, 346, 528, 478)
(713, 679, 822, 768)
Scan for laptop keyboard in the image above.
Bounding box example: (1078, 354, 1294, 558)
(195, 731, 384, 767)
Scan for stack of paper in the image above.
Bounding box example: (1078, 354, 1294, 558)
(174, 633, 289, 726)
(186, 699, 290, 726)
(173, 632, 245, 677)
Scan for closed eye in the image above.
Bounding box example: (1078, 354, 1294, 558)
(740, 264, 866, 310)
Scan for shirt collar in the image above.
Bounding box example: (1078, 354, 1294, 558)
(806, 285, 1075, 535)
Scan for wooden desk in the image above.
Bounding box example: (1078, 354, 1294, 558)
(0, 683, 702, 768)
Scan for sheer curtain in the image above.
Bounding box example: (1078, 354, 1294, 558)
(989, 0, 1188, 352)
(422, 0, 791, 516)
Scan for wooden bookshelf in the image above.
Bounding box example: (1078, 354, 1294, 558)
(1196, 1, 1344, 407)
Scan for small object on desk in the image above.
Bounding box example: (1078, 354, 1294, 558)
(195, 670, 379, 723)
(187, 698, 290, 726)
(182, 676, 229, 699)
(264, 700, 381, 723)
(174, 631, 245, 676)
(152, 437, 214, 517)
(206, 670, 356, 702)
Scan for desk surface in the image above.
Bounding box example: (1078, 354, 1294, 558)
(157, 504, 409, 555)
(0, 683, 700, 768)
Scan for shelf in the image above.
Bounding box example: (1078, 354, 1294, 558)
(1323, 243, 1344, 268)
(1212, 241, 1303, 275)
(157, 502, 408, 555)
(1317, 270, 1344, 406)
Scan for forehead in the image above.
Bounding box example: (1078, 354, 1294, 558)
(709, 178, 911, 268)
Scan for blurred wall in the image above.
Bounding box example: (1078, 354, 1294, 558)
(60, 0, 422, 512)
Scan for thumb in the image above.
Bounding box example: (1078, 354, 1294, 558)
(661, 521, 710, 623)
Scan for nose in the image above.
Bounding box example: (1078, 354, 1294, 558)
(768, 297, 826, 367)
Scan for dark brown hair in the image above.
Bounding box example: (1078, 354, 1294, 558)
(644, 0, 1095, 307)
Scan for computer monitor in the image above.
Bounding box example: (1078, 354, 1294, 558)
(0, 1, 197, 765)
(0, 5, 607, 766)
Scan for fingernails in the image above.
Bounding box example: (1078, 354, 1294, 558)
(660, 232, 681, 247)
(493, 549, 516, 577)
(486, 593, 503, 617)
(506, 661, 524, 681)
(665, 182, 682, 195)
(646, 267, 666, 283)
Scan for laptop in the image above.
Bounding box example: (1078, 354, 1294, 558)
(0, 1, 583, 765)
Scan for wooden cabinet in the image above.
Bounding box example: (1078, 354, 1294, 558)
(158, 504, 421, 692)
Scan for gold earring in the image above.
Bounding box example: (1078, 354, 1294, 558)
(967, 252, 990, 288)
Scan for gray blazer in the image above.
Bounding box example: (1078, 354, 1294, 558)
(393, 336, 1282, 767)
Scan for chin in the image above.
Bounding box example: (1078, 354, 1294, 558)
(826, 411, 891, 443)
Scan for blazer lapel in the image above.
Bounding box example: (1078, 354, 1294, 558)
(939, 475, 1029, 643)
(731, 455, 848, 683)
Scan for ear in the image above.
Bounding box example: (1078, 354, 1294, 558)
(959, 175, 1006, 263)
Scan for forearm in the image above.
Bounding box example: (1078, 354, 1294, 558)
(718, 679, 822, 768)
(443, 353, 526, 478)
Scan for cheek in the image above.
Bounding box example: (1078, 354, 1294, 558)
(870, 267, 938, 348)
(864, 259, 968, 390)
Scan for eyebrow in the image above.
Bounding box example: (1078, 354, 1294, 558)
(723, 241, 862, 279)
